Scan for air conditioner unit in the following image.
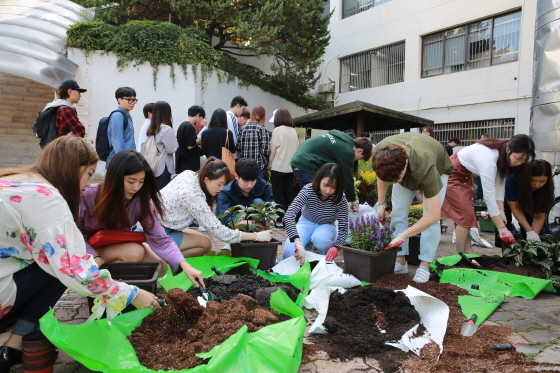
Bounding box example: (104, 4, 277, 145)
(318, 82, 335, 93)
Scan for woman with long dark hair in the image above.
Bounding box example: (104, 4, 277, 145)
(145, 101, 178, 189)
(78, 150, 203, 283)
(0, 138, 159, 372)
(441, 134, 535, 253)
(159, 158, 273, 257)
(282, 163, 349, 263)
(505, 160, 554, 240)
(200, 108, 236, 160)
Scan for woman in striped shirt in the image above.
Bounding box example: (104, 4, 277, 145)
(282, 163, 349, 263)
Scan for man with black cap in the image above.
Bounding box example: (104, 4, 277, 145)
(42, 79, 87, 138)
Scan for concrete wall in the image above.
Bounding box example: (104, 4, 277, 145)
(319, 0, 536, 134)
(67, 49, 310, 172)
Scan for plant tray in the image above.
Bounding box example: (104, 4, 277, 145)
(87, 262, 162, 316)
(476, 211, 496, 232)
(231, 238, 280, 270)
(340, 245, 399, 283)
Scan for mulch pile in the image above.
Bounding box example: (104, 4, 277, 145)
(435, 255, 547, 279)
(129, 288, 289, 371)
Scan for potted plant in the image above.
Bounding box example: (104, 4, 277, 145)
(474, 199, 487, 212)
(219, 202, 284, 270)
(355, 169, 378, 205)
(339, 215, 397, 283)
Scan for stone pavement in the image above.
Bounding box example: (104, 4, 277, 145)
(1, 219, 559, 372)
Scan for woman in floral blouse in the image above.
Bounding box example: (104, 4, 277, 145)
(159, 158, 273, 257)
(0, 137, 159, 371)
(78, 150, 202, 282)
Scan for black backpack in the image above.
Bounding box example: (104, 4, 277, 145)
(32, 106, 61, 149)
(95, 110, 128, 161)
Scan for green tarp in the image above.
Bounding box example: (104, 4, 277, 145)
(433, 254, 556, 325)
(39, 257, 308, 373)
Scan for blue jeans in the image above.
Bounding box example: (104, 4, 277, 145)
(390, 174, 448, 263)
(282, 216, 337, 258)
(293, 169, 314, 189)
(258, 169, 267, 181)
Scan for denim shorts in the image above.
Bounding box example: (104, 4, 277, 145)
(164, 227, 183, 247)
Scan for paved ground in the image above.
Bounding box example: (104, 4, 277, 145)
(2, 219, 559, 372)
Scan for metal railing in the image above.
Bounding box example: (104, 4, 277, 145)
(431, 118, 515, 146)
(343, 0, 391, 18)
(369, 129, 401, 144)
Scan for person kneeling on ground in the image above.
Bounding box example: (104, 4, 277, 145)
(158, 158, 273, 257)
(372, 133, 453, 283)
(216, 158, 275, 225)
(78, 150, 203, 282)
(282, 163, 348, 264)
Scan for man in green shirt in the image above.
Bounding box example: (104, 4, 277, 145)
(290, 130, 372, 212)
(372, 132, 453, 282)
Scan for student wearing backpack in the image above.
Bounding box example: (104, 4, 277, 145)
(105, 87, 137, 168)
(35, 80, 87, 148)
(144, 101, 178, 190)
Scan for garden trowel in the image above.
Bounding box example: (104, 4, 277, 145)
(195, 278, 214, 301)
(490, 343, 540, 354)
(460, 314, 478, 337)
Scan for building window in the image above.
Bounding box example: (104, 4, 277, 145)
(422, 10, 521, 78)
(343, 0, 391, 19)
(340, 42, 405, 93)
(431, 118, 515, 146)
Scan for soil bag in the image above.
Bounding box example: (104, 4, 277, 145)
(433, 254, 556, 324)
(39, 285, 305, 373)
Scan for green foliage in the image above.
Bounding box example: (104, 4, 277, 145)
(218, 202, 284, 231)
(502, 235, 560, 288)
(70, 0, 333, 109)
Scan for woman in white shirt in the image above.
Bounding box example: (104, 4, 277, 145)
(158, 159, 273, 257)
(441, 134, 535, 253)
(269, 108, 299, 228)
(146, 101, 178, 190)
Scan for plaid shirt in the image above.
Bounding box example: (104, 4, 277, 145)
(236, 122, 271, 170)
(55, 106, 85, 137)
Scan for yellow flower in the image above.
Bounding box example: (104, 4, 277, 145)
(359, 171, 377, 186)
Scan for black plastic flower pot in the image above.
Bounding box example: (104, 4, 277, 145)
(231, 238, 280, 270)
(405, 234, 421, 266)
(340, 245, 399, 283)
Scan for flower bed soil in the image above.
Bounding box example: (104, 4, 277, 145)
(310, 286, 421, 361)
(435, 255, 547, 279)
(128, 288, 290, 371)
(186, 273, 299, 307)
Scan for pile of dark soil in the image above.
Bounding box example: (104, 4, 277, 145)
(129, 288, 289, 371)
(187, 273, 298, 307)
(310, 286, 421, 362)
(370, 274, 555, 373)
(435, 255, 547, 279)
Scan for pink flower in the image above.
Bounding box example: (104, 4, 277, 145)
(9, 196, 22, 203)
(36, 185, 53, 196)
(59, 253, 84, 275)
(37, 250, 50, 265)
(86, 277, 112, 294)
(110, 284, 120, 295)
(0, 181, 14, 187)
(19, 232, 33, 251)
(56, 235, 66, 247)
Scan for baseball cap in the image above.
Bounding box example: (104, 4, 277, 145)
(59, 79, 87, 93)
(268, 109, 278, 123)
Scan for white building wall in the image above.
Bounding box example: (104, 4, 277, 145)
(67, 49, 309, 172)
(320, 0, 536, 134)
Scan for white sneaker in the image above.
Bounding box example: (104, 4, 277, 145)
(413, 267, 430, 283)
(394, 261, 408, 274)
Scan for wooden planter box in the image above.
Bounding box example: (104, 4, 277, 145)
(405, 234, 421, 266)
(231, 238, 281, 270)
(340, 245, 399, 283)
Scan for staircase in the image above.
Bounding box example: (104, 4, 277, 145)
(0, 72, 55, 169)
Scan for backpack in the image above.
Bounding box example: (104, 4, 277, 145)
(32, 106, 61, 149)
(96, 110, 128, 161)
(140, 134, 163, 170)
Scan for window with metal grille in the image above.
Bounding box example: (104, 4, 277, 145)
(422, 10, 521, 78)
(430, 118, 515, 146)
(369, 129, 401, 144)
(340, 42, 405, 93)
(343, 0, 391, 19)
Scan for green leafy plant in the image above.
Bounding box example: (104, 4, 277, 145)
(218, 202, 284, 232)
(355, 170, 377, 205)
(502, 235, 560, 289)
(474, 199, 487, 206)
